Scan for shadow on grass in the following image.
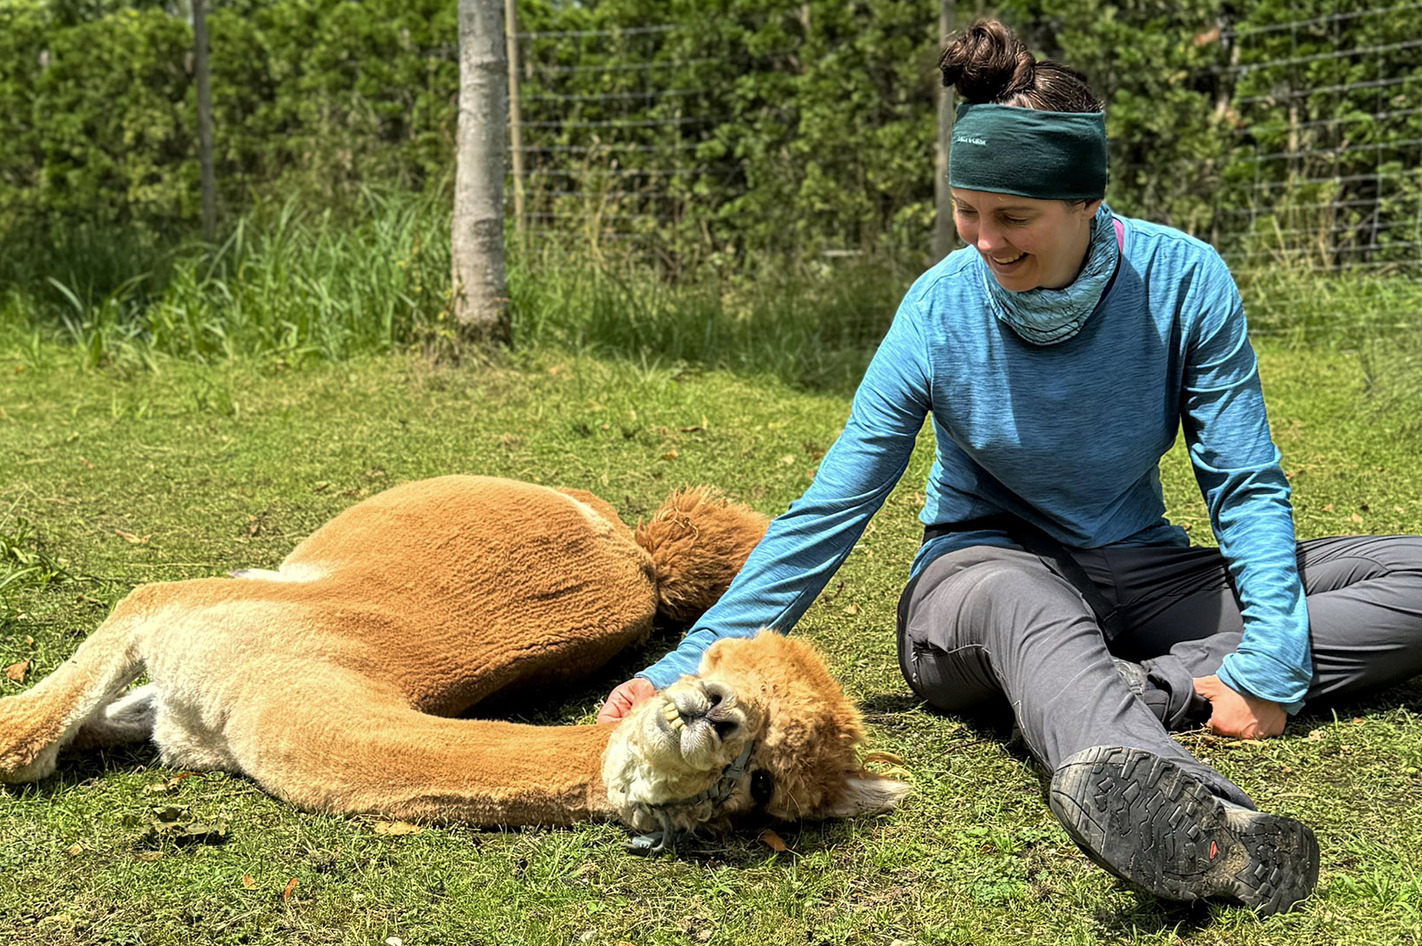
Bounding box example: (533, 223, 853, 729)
(1, 740, 161, 800)
(1293, 677, 1422, 728)
(1092, 894, 1220, 936)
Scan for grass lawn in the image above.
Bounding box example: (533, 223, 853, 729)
(2, 338, 1420, 945)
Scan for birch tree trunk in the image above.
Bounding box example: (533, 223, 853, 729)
(451, 0, 510, 347)
(193, 0, 216, 242)
(931, 0, 956, 263)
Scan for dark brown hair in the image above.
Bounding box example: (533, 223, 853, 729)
(938, 19, 1102, 113)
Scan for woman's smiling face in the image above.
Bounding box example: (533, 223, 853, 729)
(951, 189, 1102, 291)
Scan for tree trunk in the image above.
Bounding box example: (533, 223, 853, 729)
(504, 0, 525, 246)
(452, 0, 511, 348)
(193, 0, 216, 242)
(931, 0, 956, 264)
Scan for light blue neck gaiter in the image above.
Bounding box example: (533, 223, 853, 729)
(979, 204, 1119, 346)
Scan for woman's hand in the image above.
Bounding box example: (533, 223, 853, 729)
(1192, 674, 1286, 739)
(596, 677, 656, 724)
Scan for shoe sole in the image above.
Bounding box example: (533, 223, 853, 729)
(1048, 746, 1319, 916)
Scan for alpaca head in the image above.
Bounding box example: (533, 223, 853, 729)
(602, 632, 910, 845)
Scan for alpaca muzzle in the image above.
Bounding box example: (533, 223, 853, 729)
(627, 737, 758, 855)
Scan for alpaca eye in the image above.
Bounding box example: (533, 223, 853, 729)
(750, 769, 774, 807)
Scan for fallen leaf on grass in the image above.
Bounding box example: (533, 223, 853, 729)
(281, 878, 298, 901)
(4, 660, 30, 683)
(241, 875, 256, 890)
(79, 457, 93, 469)
(758, 829, 791, 853)
(661, 449, 679, 461)
(144, 773, 196, 795)
(842, 602, 860, 616)
(137, 805, 229, 847)
(115, 530, 152, 545)
(66, 842, 84, 857)
(373, 820, 422, 836)
(134, 851, 164, 862)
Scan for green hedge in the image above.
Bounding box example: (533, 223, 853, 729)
(0, 0, 1416, 278)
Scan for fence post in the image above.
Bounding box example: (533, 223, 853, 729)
(931, 0, 955, 263)
(194, 0, 216, 241)
(504, 0, 525, 245)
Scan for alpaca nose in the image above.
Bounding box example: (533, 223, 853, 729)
(701, 682, 739, 740)
(668, 681, 741, 740)
(703, 681, 731, 709)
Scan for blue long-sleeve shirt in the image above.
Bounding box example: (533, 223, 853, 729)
(640, 215, 1312, 710)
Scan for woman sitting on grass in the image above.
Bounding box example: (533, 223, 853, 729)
(598, 18, 1422, 916)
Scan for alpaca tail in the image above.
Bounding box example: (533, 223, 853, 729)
(0, 591, 148, 783)
(634, 488, 769, 626)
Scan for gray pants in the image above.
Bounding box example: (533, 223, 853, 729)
(897, 535, 1422, 807)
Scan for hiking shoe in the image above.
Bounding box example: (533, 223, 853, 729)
(1048, 745, 1319, 916)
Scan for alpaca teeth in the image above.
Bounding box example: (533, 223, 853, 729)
(671, 717, 684, 731)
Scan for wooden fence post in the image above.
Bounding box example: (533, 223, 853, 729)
(931, 0, 956, 263)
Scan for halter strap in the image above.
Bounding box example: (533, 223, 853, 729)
(627, 739, 757, 855)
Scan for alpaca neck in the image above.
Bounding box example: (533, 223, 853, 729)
(429, 721, 619, 826)
(289, 715, 620, 828)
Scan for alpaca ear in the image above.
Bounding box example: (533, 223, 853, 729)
(819, 776, 912, 819)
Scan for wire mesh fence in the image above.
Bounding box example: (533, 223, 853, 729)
(511, 22, 736, 260)
(1213, 3, 1422, 276)
(510, 3, 1421, 291)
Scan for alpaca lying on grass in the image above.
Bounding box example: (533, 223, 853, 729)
(0, 476, 908, 846)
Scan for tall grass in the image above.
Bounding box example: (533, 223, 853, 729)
(509, 243, 910, 390)
(1239, 266, 1422, 346)
(1, 191, 913, 388)
(4, 188, 1419, 392)
(1, 191, 452, 367)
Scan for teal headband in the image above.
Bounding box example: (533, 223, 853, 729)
(948, 103, 1107, 200)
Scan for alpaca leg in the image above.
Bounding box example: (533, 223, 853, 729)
(71, 684, 158, 750)
(0, 604, 146, 782)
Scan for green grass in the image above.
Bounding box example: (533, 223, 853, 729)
(0, 192, 913, 392)
(7, 191, 1421, 394)
(1238, 266, 1422, 349)
(2, 334, 1421, 945)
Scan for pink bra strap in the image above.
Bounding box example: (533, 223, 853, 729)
(1112, 217, 1124, 248)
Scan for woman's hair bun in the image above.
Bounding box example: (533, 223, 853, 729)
(938, 19, 1036, 104)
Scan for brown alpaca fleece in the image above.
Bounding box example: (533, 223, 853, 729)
(0, 476, 908, 836)
(634, 487, 770, 625)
